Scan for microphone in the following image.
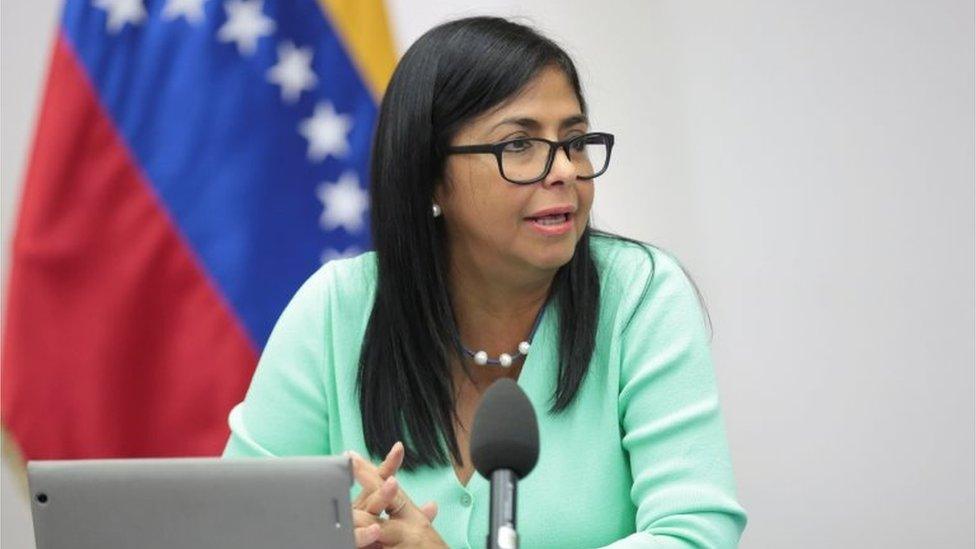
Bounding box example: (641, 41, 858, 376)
(470, 378, 540, 549)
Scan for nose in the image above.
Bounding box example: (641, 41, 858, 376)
(541, 146, 577, 188)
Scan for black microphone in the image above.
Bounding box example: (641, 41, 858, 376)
(470, 378, 540, 549)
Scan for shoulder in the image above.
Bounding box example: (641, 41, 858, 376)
(590, 232, 688, 295)
(279, 251, 378, 326)
(319, 250, 377, 290)
(298, 251, 377, 298)
(589, 232, 706, 334)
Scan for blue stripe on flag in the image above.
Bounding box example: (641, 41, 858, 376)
(60, 0, 377, 348)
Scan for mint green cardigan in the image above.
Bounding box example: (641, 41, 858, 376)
(222, 235, 747, 548)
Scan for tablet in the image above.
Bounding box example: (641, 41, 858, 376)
(28, 456, 355, 549)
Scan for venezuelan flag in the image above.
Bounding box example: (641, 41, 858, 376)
(2, 0, 395, 461)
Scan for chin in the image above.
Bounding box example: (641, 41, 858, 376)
(529, 242, 578, 272)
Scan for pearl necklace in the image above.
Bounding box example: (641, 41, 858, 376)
(457, 303, 547, 368)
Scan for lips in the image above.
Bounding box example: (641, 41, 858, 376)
(529, 212, 571, 225)
(524, 205, 576, 220)
(524, 207, 575, 236)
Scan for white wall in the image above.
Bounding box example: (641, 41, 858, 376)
(3, 1, 974, 547)
(1, 2, 61, 547)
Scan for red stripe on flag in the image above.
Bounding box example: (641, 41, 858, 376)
(2, 32, 259, 459)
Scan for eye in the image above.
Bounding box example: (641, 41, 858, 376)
(502, 139, 534, 153)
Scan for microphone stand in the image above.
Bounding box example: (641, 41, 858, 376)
(487, 469, 519, 549)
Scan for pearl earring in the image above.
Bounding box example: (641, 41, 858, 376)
(432, 204, 442, 217)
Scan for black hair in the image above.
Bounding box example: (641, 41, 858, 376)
(358, 16, 710, 470)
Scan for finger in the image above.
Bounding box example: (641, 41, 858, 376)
(349, 452, 382, 508)
(350, 446, 401, 483)
(377, 441, 405, 479)
(375, 518, 406, 547)
(349, 450, 385, 490)
(364, 476, 399, 516)
(352, 512, 386, 549)
(353, 523, 381, 548)
(350, 446, 399, 486)
(419, 501, 438, 522)
(348, 451, 422, 520)
(352, 509, 382, 528)
(351, 483, 374, 510)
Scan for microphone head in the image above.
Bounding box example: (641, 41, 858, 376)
(470, 378, 539, 480)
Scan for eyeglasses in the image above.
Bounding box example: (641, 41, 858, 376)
(444, 132, 615, 185)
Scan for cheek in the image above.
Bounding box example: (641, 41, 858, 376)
(445, 162, 528, 238)
(577, 182, 595, 225)
(579, 182, 594, 210)
(473, 186, 531, 236)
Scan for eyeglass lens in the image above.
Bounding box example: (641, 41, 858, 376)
(501, 135, 609, 183)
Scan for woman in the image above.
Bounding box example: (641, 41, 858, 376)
(223, 16, 748, 548)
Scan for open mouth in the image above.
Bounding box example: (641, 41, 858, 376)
(524, 212, 574, 235)
(526, 213, 571, 226)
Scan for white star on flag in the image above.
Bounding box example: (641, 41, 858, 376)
(163, 0, 210, 24)
(266, 41, 317, 103)
(217, 0, 276, 56)
(321, 246, 362, 265)
(93, 0, 146, 33)
(316, 171, 369, 233)
(299, 102, 352, 162)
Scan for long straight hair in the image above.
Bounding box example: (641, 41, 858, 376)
(358, 17, 706, 470)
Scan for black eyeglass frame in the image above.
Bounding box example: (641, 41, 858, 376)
(444, 131, 615, 185)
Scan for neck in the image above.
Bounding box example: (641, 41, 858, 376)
(448, 247, 554, 360)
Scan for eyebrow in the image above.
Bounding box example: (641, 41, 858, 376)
(488, 114, 589, 134)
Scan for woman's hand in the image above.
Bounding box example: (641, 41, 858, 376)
(348, 442, 446, 548)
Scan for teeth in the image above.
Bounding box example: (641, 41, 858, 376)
(535, 214, 567, 226)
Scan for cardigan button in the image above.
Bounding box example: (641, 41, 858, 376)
(460, 492, 472, 507)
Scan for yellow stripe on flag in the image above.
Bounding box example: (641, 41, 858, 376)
(317, 0, 397, 102)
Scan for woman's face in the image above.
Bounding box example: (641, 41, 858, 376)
(436, 66, 595, 278)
